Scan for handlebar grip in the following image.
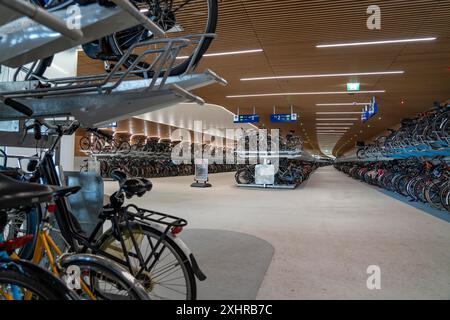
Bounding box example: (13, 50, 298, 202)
(34, 122, 42, 141)
(3, 98, 33, 117)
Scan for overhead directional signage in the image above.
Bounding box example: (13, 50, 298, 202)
(233, 114, 260, 124)
(270, 113, 298, 123)
(362, 97, 378, 123)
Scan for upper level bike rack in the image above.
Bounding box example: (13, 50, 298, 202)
(0, 0, 166, 67)
(337, 146, 450, 163)
(0, 34, 227, 127)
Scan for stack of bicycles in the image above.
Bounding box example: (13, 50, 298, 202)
(93, 143, 237, 179)
(235, 160, 320, 186)
(356, 102, 449, 160)
(1, 119, 206, 300)
(335, 158, 450, 212)
(1, 0, 220, 300)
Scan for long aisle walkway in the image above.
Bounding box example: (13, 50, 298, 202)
(104, 166, 450, 299)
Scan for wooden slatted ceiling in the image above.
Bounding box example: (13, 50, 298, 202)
(77, 0, 450, 156)
(192, 0, 450, 156)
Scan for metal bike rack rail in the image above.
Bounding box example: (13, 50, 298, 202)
(0, 0, 84, 41)
(0, 34, 227, 127)
(0, 0, 166, 67)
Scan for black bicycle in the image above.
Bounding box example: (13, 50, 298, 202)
(27, 119, 205, 300)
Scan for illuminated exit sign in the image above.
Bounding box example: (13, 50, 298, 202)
(347, 83, 360, 91)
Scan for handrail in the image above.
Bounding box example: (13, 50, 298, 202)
(111, 0, 165, 38)
(0, 34, 216, 100)
(0, 0, 84, 41)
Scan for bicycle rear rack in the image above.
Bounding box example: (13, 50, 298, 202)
(125, 204, 187, 229)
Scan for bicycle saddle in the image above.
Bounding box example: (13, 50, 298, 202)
(0, 173, 55, 210)
(111, 170, 152, 198)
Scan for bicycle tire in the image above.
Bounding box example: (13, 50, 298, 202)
(106, 0, 218, 77)
(0, 259, 78, 300)
(95, 223, 196, 300)
(58, 253, 150, 300)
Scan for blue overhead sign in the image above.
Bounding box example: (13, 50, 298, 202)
(362, 97, 378, 123)
(234, 114, 260, 124)
(270, 113, 298, 123)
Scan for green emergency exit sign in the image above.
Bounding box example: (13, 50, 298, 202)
(347, 83, 360, 91)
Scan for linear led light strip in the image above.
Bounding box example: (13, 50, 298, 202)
(317, 112, 363, 115)
(317, 127, 351, 130)
(317, 123, 355, 126)
(317, 133, 345, 135)
(241, 71, 404, 81)
(227, 90, 385, 98)
(316, 37, 437, 48)
(317, 118, 359, 121)
(316, 103, 371, 106)
(176, 49, 263, 59)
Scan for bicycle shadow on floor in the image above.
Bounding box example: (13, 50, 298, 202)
(181, 229, 274, 300)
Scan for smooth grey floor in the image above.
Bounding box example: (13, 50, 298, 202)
(104, 167, 450, 300)
(182, 229, 274, 300)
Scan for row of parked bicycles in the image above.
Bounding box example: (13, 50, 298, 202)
(0, 0, 220, 300)
(94, 155, 237, 178)
(356, 102, 449, 159)
(1, 119, 205, 300)
(335, 158, 450, 212)
(235, 160, 320, 186)
(79, 128, 175, 154)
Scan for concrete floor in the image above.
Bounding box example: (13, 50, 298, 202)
(104, 167, 450, 300)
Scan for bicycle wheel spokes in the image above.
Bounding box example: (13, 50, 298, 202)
(99, 226, 193, 300)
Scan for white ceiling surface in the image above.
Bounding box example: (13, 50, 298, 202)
(135, 103, 258, 137)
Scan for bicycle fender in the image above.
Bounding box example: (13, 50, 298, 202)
(140, 222, 207, 281)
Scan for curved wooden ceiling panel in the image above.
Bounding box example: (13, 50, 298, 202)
(194, 0, 450, 156)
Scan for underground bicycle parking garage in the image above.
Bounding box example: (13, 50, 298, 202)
(0, 0, 449, 305)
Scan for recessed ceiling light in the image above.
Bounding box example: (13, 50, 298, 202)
(316, 37, 437, 48)
(177, 48, 263, 59)
(316, 103, 371, 106)
(241, 71, 404, 81)
(226, 90, 385, 98)
(317, 118, 359, 121)
(316, 112, 363, 115)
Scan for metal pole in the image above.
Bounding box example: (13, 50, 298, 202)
(0, 0, 84, 41)
(112, 0, 166, 38)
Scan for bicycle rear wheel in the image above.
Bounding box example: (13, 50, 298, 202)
(96, 224, 196, 300)
(106, 0, 218, 76)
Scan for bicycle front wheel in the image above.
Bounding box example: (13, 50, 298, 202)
(59, 254, 150, 300)
(0, 259, 77, 300)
